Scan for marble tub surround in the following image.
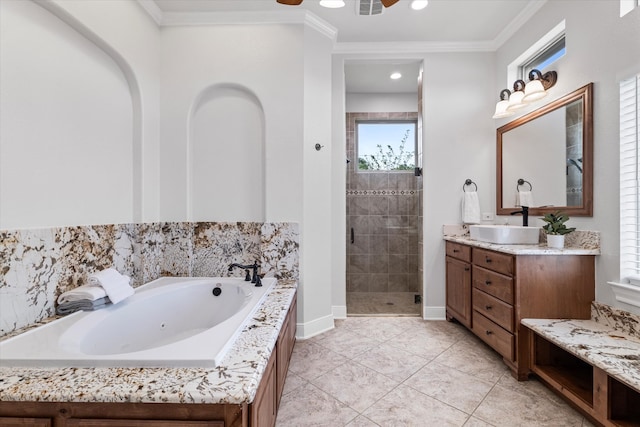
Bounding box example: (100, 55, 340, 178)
(443, 224, 600, 254)
(521, 317, 640, 392)
(0, 221, 299, 336)
(591, 300, 640, 339)
(0, 280, 297, 405)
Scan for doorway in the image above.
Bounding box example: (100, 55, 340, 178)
(344, 60, 423, 316)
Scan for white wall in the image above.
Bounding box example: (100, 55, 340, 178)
(331, 52, 495, 319)
(160, 23, 333, 336)
(159, 25, 304, 223)
(0, 0, 160, 229)
(346, 93, 418, 113)
(495, 1, 640, 313)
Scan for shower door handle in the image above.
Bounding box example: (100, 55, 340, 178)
(351, 227, 354, 244)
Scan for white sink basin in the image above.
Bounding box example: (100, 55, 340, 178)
(469, 225, 540, 245)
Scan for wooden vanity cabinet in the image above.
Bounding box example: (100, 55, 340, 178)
(445, 242, 472, 328)
(445, 241, 595, 380)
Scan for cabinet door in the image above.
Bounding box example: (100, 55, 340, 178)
(0, 418, 51, 427)
(251, 350, 277, 427)
(446, 256, 472, 328)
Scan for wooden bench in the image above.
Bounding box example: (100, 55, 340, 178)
(522, 318, 640, 427)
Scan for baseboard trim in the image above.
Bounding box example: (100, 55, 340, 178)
(296, 313, 335, 340)
(332, 305, 347, 319)
(423, 306, 446, 320)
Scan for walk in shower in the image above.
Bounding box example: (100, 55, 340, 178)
(346, 112, 422, 316)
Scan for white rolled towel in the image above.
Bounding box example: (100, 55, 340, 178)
(88, 268, 134, 304)
(516, 191, 534, 207)
(57, 284, 107, 304)
(462, 191, 481, 224)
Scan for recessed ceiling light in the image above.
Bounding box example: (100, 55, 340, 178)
(390, 72, 402, 80)
(410, 0, 428, 10)
(319, 0, 345, 8)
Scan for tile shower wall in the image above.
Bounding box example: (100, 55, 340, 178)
(566, 101, 583, 206)
(346, 112, 420, 294)
(0, 222, 299, 336)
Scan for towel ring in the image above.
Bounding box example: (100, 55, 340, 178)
(516, 179, 532, 192)
(463, 179, 477, 192)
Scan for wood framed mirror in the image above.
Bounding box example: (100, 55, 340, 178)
(497, 82, 593, 216)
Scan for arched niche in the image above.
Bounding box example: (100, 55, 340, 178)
(0, 0, 142, 229)
(188, 84, 266, 222)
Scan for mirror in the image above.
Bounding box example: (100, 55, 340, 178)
(497, 83, 593, 216)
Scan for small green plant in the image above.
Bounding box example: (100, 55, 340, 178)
(541, 211, 576, 235)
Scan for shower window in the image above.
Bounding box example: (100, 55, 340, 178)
(356, 120, 416, 171)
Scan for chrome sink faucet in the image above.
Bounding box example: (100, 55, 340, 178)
(228, 261, 262, 287)
(510, 206, 529, 226)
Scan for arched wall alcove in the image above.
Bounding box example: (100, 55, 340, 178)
(0, 0, 143, 229)
(188, 84, 266, 222)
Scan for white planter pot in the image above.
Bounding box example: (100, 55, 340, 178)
(547, 234, 565, 249)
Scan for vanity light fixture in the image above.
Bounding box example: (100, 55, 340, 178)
(507, 80, 528, 111)
(492, 69, 558, 119)
(319, 0, 345, 8)
(522, 69, 558, 102)
(492, 89, 515, 119)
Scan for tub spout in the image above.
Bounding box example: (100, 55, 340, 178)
(228, 261, 262, 287)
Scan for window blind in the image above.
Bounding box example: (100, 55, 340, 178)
(620, 74, 640, 283)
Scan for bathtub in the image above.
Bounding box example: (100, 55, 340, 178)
(0, 276, 276, 368)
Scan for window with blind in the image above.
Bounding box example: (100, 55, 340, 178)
(620, 74, 640, 285)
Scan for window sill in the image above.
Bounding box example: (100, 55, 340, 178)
(608, 281, 640, 308)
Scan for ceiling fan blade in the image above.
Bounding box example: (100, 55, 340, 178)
(277, 0, 304, 4)
(380, 0, 399, 6)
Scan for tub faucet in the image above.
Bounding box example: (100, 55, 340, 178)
(510, 206, 529, 226)
(228, 261, 262, 287)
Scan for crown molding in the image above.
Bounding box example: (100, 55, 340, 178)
(137, 0, 544, 53)
(333, 40, 495, 54)
(136, 0, 163, 26)
(491, 0, 548, 50)
(135, 3, 337, 41)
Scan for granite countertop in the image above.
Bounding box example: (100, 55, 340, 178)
(522, 318, 640, 392)
(443, 235, 600, 256)
(0, 280, 297, 405)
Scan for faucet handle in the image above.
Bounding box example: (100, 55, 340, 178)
(244, 269, 251, 281)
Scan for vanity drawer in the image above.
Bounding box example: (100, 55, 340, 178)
(472, 248, 514, 276)
(472, 288, 514, 333)
(472, 265, 514, 304)
(446, 241, 471, 263)
(472, 311, 514, 361)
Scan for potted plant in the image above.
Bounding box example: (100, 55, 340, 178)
(541, 211, 575, 249)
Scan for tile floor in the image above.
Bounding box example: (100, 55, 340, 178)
(276, 317, 595, 426)
(346, 292, 421, 316)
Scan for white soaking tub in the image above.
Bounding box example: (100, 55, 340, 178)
(0, 276, 276, 368)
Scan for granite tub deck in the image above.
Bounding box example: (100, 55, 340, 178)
(0, 279, 297, 405)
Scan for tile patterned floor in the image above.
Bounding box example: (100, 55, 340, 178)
(347, 292, 421, 316)
(276, 317, 595, 427)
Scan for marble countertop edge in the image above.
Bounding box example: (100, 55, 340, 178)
(0, 280, 298, 405)
(444, 236, 601, 255)
(522, 318, 640, 392)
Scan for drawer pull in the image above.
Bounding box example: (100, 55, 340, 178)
(485, 305, 492, 310)
(464, 267, 470, 271)
(485, 257, 492, 263)
(485, 280, 492, 286)
(453, 249, 459, 253)
(485, 330, 493, 336)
